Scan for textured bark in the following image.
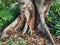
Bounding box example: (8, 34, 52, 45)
(35, 0, 55, 45)
(0, 0, 56, 45)
(1, 16, 20, 39)
(1, 0, 35, 39)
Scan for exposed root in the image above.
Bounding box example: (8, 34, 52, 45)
(14, 15, 26, 30)
(28, 29, 33, 35)
(1, 16, 20, 39)
(45, 25, 56, 45)
(0, 1, 55, 45)
(28, 16, 35, 35)
(0, 0, 53, 40)
(22, 22, 29, 34)
(1, 15, 26, 39)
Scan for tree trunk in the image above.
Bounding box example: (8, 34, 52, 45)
(0, 0, 56, 45)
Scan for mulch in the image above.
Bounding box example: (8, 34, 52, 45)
(1, 29, 60, 45)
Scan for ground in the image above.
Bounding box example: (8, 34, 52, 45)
(0, 29, 60, 45)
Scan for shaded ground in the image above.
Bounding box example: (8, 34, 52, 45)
(0, 29, 60, 45)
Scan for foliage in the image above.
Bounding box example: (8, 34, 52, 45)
(0, 0, 20, 31)
(46, 0, 60, 38)
(8, 3, 20, 17)
(0, 0, 17, 7)
(7, 38, 27, 45)
(0, 0, 6, 9)
(0, 37, 27, 45)
(0, 9, 14, 31)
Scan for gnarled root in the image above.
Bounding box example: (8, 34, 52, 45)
(22, 21, 29, 34)
(1, 15, 26, 39)
(1, 16, 20, 39)
(14, 15, 26, 30)
(28, 17, 35, 35)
